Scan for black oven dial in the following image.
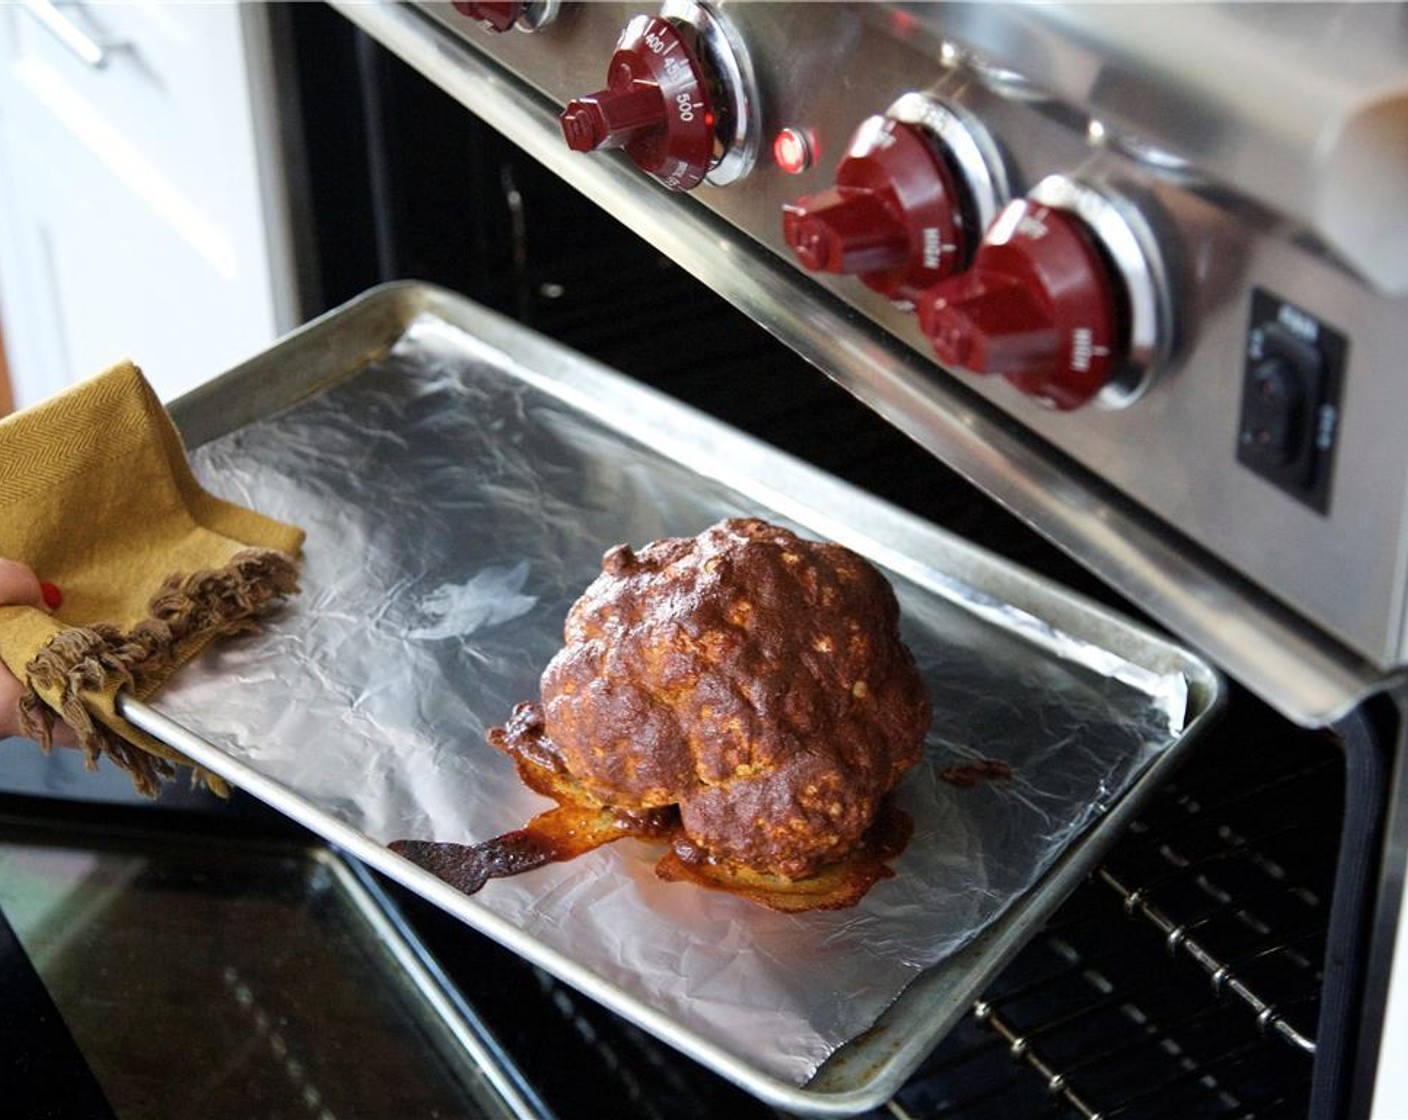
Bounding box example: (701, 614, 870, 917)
(1236, 290, 1346, 514)
(559, 1, 757, 191)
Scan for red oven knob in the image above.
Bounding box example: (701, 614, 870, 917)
(560, 15, 715, 190)
(453, 3, 521, 32)
(917, 176, 1168, 410)
(782, 94, 1006, 303)
(560, 5, 757, 191)
(782, 119, 964, 302)
(452, 1, 558, 32)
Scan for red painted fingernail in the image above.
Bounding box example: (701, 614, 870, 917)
(40, 582, 63, 610)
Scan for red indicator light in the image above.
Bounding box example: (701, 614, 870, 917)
(773, 127, 813, 174)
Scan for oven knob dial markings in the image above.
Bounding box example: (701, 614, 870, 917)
(916, 175, 1170, 410)
(781, 93, 1007, 304)
(559, 2, 758, 191)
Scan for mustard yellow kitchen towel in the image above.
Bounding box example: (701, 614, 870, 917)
(0, 360, 304, 795)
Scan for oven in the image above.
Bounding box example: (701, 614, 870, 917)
(4, 3, 1408, 1118)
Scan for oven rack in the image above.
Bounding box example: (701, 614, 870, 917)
(1093, 752, 1338, 1058)
(886, 707, 1340, 1120)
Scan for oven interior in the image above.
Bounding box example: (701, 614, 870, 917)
(0, 5, 1392, 1118)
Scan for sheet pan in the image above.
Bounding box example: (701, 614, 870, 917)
(121, 282, 1223, 1115)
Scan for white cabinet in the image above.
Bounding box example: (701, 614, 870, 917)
(0, 1, 297, 407)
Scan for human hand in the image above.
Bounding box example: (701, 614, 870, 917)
(0, 558, 74, 744)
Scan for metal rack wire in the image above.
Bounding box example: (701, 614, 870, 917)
(1094, 744, 1338, 1058)
(885, 707, 1339, 1120)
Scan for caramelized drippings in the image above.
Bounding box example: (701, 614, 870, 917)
(654, 799, 912, 912)
(389, 798, 676, 897)
(392, 706, 914, 912)
(937, 758, 1014, 789)
(391, 717, 676, 897)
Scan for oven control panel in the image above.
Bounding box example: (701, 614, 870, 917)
(415, 0, 1408, 670)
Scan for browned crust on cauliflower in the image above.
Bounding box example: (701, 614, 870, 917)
(537, 518, 930, 879)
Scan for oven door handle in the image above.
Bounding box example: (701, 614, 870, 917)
(20, 0, 128, 71)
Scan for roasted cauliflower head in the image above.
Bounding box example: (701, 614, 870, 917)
(537, 518, 931, 880)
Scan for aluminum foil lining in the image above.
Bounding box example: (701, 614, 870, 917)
(153, 316, 1188, 1086)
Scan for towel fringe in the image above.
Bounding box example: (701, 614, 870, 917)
(18, 548, 300, 797)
